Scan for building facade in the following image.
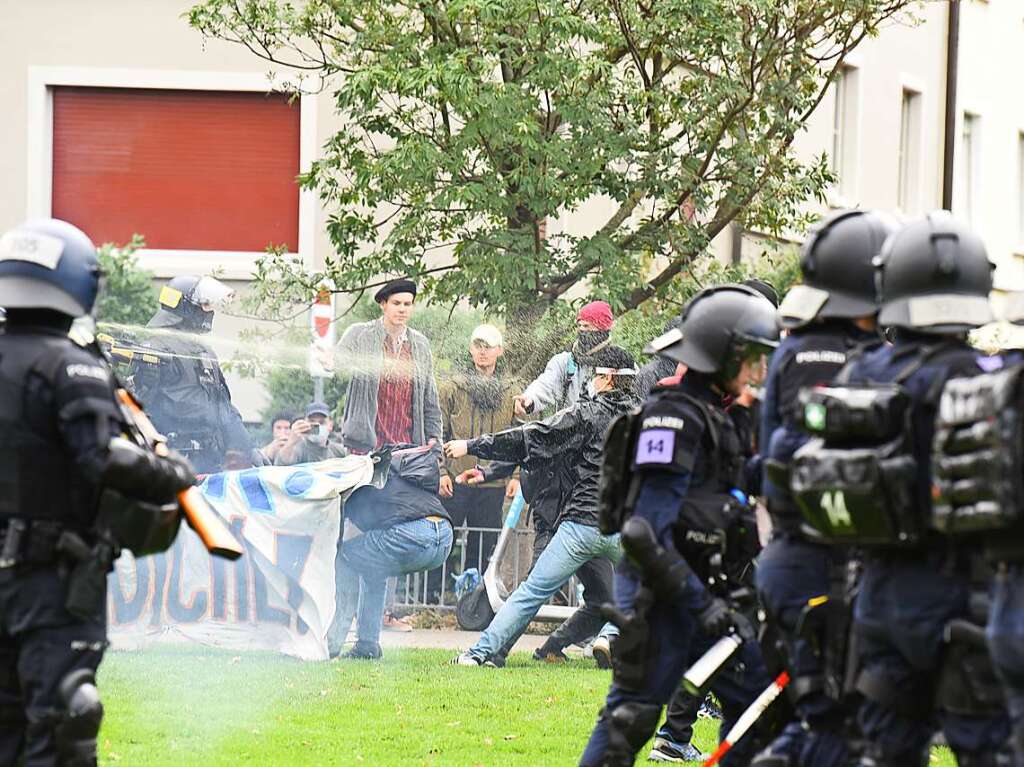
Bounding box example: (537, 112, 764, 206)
(2, 1, 1022, 417)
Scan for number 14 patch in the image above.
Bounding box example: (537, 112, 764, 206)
(635, 429, 675, 464)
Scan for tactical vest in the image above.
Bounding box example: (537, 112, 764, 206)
(132, 334, 228, 457)
(932, 363, 1024, 535)
(789, 347, 940, 547)
(672, 392, 757, 586)
(0, 334, 98, 528)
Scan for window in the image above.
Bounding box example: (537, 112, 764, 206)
(829, 67, 859, 200)
(956, 113, 980, 223)
(51, 86, 300, 253)
(897, 89, 922, 213)
(1018, 132, 1024, 245)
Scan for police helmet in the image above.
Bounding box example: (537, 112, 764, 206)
(0, 218, 100, 316)
(778, 209, 898, 330)
(646, 284, 779, 377)
(150, 275, 234, 333)
(877, 212, 993, 334)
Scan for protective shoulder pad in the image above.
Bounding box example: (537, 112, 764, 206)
(631, 393, 706, 474)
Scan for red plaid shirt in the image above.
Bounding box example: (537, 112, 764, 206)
(374, 334, 414, 449)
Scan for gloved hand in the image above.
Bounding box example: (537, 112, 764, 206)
(697, 597, 734, 637)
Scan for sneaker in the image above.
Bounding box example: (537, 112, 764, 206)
(382, 611, 413, 632)
(532, 646, 569, 663)
(341, 641, 382, 660)
(592, 636, 613, 669)
(648, 737, 709, 763)
(697, 697, 723, 720)
(484, 653, 506, 668)
(451, 652, 485, 667)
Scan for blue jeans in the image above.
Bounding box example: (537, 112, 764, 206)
(467, 521, 621, 661)
(327, 517, 453, 653)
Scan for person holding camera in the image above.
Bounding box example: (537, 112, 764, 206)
(274, 402, 347, 466)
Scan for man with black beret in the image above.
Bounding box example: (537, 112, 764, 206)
(335, 278, 443, 456)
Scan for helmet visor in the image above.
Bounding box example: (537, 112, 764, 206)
(189, 277, 234, 310)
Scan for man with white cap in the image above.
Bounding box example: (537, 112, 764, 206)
(437, 324, 520, 574)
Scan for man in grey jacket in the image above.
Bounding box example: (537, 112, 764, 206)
(335, 278, 444, 457)
(513, 300, 616, 417)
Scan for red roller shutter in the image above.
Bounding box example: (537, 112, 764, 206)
(52, 86, 300, 252)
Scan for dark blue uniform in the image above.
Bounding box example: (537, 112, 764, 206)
(0, 323, 125, 766)
(580, 373, 771, 767)
(985, 349, 1024, 766)
(844, 337, 1009, 764)
(756, 323, 878, 766)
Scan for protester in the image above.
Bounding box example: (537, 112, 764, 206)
(438, 323, 520, 575)
(260, 411, 295, 463)
(447, 346, 638, 667)
(335, 278, 443, 454)
(334, 277, 444, 632)
(274, 402, 347, 466)
(327, 444, 454, 659)
(513, 300, 615, 416)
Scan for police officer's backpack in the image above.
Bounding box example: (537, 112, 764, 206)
(788, 348, 942, 547)
(932, 363, 1024, 534)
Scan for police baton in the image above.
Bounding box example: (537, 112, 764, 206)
(702, 671, 790, 767)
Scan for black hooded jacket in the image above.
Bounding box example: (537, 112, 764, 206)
(467, 388, 635, 528)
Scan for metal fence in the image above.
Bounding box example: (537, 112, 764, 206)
(392, 523, 583, 614)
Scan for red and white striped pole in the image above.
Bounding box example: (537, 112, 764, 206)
(702, 671, 790, 767)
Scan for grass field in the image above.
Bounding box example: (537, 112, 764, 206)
(97, 647, 956, 766)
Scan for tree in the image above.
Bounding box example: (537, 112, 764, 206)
(95, 234, 158, 327)
(189, 0, 910, 319)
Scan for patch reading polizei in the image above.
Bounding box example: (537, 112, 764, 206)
(635, 429, 675, 464)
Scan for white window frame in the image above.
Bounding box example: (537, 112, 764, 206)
(26, 66, 318, 280)
(897, 85, 923, 215)
(1017, 131, 1024, 249)
(828, 64, 861, 206)
(956, 111, 982, 225)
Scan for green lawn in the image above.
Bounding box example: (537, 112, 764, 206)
(97, 647, 956, 766)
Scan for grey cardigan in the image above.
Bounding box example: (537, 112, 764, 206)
(336, 318, 443, 452)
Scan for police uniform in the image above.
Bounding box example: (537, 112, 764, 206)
(787, 214, 1011, 767)
(128, 331, 251, 474)
(579, 285, 779, 767)
(756, 324, 882, 767)
(842, 336, 1009, 765)
(0, 219, 196, 767)
(126, 276, 252, 474)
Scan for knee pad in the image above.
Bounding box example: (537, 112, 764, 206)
(856, 666, 933, 722)
(55, 669, 103, 767)
(750, 750, 794, 767)
(600, 701, 661, 766)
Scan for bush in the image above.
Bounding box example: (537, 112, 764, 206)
(94, 235, 157, 327)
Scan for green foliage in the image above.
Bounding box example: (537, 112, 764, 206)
(189, 0, 913, 324)
(94, 234, 157, 327)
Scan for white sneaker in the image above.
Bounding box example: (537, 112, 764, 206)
(450, 652, 484, 667)
(592, 636, 612, 669)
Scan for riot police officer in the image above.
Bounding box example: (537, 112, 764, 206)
(0, 219, 196, 766)
(128, 275, 254, 473)
(579, 284, 780, 767)
(804, 213, 1009, 766)
(752, 209, 896, 767)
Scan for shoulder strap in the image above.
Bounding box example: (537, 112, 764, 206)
(671, 391, 720, 454)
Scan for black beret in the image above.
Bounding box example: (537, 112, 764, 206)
(374, 278, 417, 303)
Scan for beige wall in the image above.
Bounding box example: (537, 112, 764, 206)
(4, 1, 1024, 419)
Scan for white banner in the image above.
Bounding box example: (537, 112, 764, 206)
(107, 456, 374, 661)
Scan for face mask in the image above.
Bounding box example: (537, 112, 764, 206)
(573, 330, 611, 361)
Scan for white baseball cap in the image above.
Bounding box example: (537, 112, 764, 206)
(470, 324, 504, 347)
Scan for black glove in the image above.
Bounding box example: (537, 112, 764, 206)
(697, 596, 733, 637)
